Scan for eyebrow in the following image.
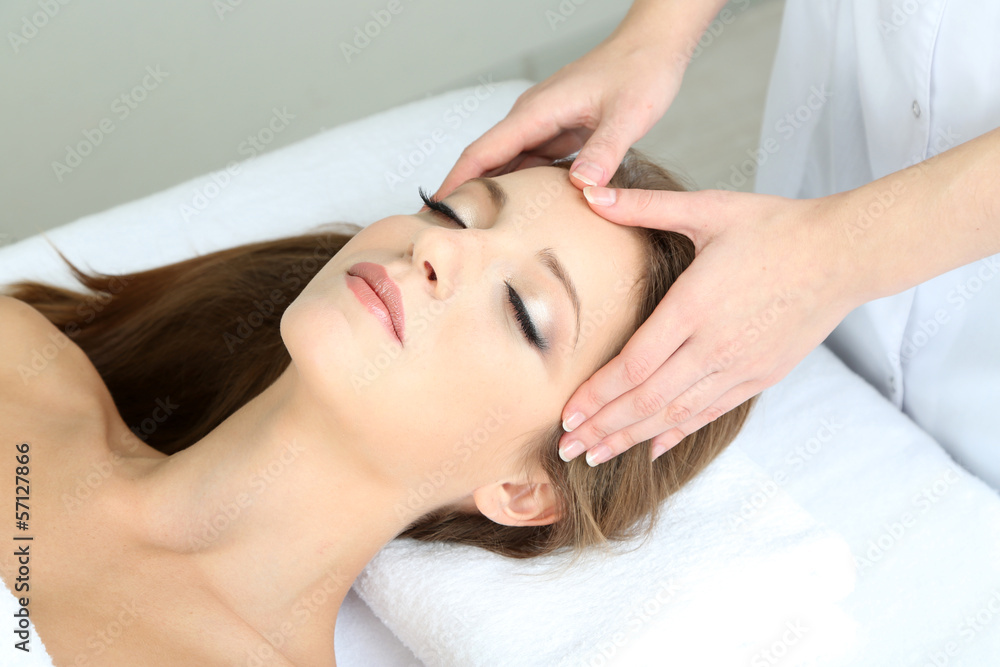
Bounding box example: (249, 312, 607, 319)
(469, 177, 582, 351)
(470, 176, 507, 211)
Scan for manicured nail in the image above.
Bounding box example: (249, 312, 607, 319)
(586, 444, 612, 467)
(562, 412, 585, 432)
(650, 443, 668, 461)
(570, 162, 602, 187)
(559, 440, 585, 462)
(583, 186, 616, 207)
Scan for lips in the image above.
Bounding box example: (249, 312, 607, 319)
(346, 262, 405, 344)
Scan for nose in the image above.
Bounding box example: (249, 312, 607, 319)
(408, 226, 463, 302)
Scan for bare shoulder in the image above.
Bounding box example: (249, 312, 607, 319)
(0, 294, 110, 418)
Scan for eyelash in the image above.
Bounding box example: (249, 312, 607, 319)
(417, 187, 548, 352)
(418, 186, 467, 229)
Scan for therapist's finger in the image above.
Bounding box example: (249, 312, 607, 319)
(571, 368, 732, 466)
(568, 101, 652, 190)
(583, 186, 740, 248)
(483, 136, 585, 178)
(559, 266, 698, 435)
(648, 381, 761, 461)
(558, 332, 698, 455)
(559, 341, 736, 465)
(434, 111, 564, 199)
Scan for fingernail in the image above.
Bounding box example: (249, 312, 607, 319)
(570, 162, 602, 187)
(586, 444, 612, 467)
(562, 412, 585, 432)
(559, 440, 585, 462)
(650, 443, 668, 461)
(583, 186, 616, 207)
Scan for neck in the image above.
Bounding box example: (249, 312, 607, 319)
(117, 362, 427, 652)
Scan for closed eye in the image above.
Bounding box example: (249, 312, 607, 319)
(505, 281, 548, 351)
(418, 187, 467, 228)
(416, 187, 547, 353)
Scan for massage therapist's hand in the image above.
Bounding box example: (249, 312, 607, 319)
(433, 31, 683, 199)
(558, 187, 862, 465)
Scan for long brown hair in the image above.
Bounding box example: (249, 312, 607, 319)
(4, 149, 756, 561)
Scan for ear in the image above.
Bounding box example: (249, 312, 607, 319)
(470, 480, 563, 527)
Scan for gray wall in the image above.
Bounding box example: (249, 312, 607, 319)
(1, 0, 783, 246)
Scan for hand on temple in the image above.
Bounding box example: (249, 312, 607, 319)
(432, 32, 684, 199)
(434, 0, 1000, 469)
(556, 187, 861, 465)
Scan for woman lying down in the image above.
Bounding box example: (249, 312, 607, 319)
(0, 150, 755, 666)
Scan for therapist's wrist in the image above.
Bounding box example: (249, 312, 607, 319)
(819, 185, 911, 307)
(606, 0, 732, 80)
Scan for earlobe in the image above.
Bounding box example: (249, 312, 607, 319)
(472, 481, 563, 527)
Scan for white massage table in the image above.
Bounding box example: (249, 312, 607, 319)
(1, 79, 998, 667)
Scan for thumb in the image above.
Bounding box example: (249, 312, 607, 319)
(569, 118, 635, 189)
(582, 186, 722, 239)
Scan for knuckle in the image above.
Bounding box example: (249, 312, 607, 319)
(581, 382, 607, 411)
(586, 421, 613, 442)
(630, 189, 658, 219)
(700, 405, 726, 424)
(631, 390, 665, 418)
(665, 403, 692, 426)
(621, 355, 651, 386)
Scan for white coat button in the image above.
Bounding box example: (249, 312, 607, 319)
(912, 100, 921, 118)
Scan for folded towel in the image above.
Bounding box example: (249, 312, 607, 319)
(353, 437, 858, 667)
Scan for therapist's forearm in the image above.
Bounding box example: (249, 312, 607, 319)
(606, 0, 733, 75)
(830, 125, 1000, 303)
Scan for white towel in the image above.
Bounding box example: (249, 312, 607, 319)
(353, 438, 858, 667)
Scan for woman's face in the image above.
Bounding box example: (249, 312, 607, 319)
(281, 166, 644, 502)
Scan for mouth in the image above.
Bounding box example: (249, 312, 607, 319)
(345, 262, 405, 345)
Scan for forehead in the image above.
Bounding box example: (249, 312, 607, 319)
(489, 165, 645, 276)
(488, 166, 646, 359)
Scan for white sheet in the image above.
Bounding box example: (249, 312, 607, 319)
(2, 78, 998, 666)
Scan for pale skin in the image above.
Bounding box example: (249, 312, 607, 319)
(0, 166, 645, 666)
(435, 0, 1000, 466)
